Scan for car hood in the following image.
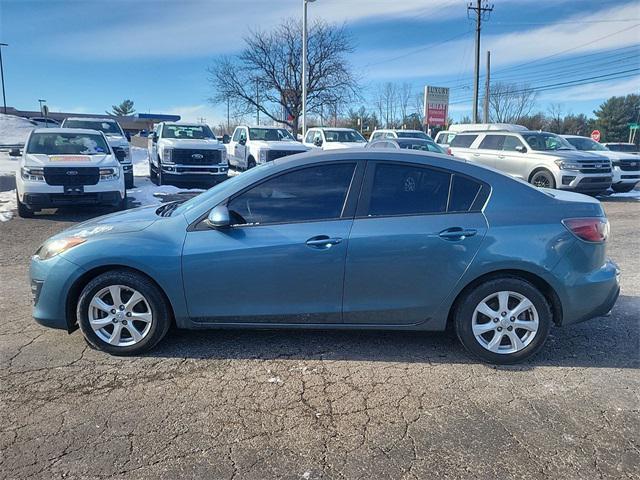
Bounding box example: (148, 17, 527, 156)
(104, 135, 129, 148)
(59, 205, 161, 238)
(585, 150, 639, 161)
(24, 153, 117, 167)
(251, 140, 309, 150)
(539, 150, 609, 161)
(162, 138, 223, 149)
(323, 142, 367, 150)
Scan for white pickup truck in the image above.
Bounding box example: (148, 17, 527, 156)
(225, 126, 310, 170)
(303, 127, 367, 150)
(148, 123, 228, 186)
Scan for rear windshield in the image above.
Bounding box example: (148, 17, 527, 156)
(397, 139, 445, 153)
(450, 134, 478, 148)
(27, 132, 110, 155)
(162, 124, 215, 139)
(63, 119, 123, 136)
(565, 137, 608, 151)
(395, 131, 430, 140)
(324, 130, 366, 143)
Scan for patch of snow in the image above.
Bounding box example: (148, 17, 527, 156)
(131, 146, 150, 177)
(609, 189, 640, 200)
(0, 189, 16, 222)
(0, 151, 19, 175)
(302, 471, 312, 479)
(127, 177, 204, 208)
(0, 114, 34, 146)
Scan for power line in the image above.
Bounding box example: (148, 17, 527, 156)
(467, 0, 494, 122)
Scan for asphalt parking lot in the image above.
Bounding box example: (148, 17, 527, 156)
(0, 195, 638, 480)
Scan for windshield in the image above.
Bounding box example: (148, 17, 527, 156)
(63, 119, 123, 136)
(249, 128, 295, 141)
(27, 132, 110, 155)
(565, 137, 608, 151)
(397, 139, 445, 153)
(395, 131, 430, 140)
(324, 130, 366, 143)
(162, 124, 215, 139)
(522, 133, 574, 151)
(607, 143, 638, 153)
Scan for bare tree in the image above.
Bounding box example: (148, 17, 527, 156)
(208, 19, 358, 133)
(488, 82, 537, 123)
(398, 83, 412, 127)
(546, 103, 565, 133)
(413, 91, 425, 127)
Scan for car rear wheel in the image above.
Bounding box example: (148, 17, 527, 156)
(77, 270, 171, 355)
(454, 277, 552, 364)
(530, 170, 556, 189)
(612, 183, 636, 193)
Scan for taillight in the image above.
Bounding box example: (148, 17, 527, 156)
(562, 217, 609, 242)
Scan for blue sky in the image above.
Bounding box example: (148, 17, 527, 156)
(0, 0, 638, 125)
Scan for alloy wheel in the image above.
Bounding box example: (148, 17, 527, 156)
(532, 174, 551, 188)
(471, 291, 539, 354)
(88, 285, 153, 347)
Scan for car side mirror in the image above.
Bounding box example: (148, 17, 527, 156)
(125, 132, 131, 142)
(9, 148, 21, 157)
(222, 134, 230, 144)
(206, 205, 231, 228)
(152, 133, 158, 143)
(515, 145, 527, 153)
(313, 138, 323, 147)
(239, 137, 246, 146)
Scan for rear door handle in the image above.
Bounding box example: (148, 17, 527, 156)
(473, 153, 481, 156)
(438, 227, 477, 241)
(306, 235, 343, 249)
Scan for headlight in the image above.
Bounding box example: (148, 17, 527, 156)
(259, 150, 267, 162)
(554, 160, 581, 171)
(21, 166, 45, 182)
(36, 237, 86, 261)
(163, 148, 174, 164)
(99, 167, 120, 181)
(124, 147, 131, 160)
(220, 150, 227, 164)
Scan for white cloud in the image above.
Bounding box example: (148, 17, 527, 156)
(163, 104, 220, 124)
(538, 75, 640, 103)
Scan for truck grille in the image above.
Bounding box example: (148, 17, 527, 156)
(171, 149, 221, 165)
(619, 161, 640, 171)
(43, 167, 100, 186)
(578, 161, 611, 174)
(266, 150, 306, 162)
(112, 146, 128, 162)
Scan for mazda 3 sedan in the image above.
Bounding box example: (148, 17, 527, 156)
(30, 149, 620, 364)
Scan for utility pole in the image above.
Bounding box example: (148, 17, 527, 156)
(468, 0, 493, 123)
(255, 78, 259, 125)
(483, 50, 491, 123)
(302, 0, 316, 137)
(0, 43, 7, 115)
(226, 98, 230, 133)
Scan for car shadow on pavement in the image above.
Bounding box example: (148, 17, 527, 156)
(146, 295, 639, 371)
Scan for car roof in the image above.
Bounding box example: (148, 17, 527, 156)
(561, 135, 585, 139)
(32, 128, 104, 135)
(241, 125, 284, 129)
(313, 127, 358, 131)
(162, 122, 209, 127)
(64, 117, 119, 123)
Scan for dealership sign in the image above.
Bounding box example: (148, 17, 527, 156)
(423, 86, 450, 126)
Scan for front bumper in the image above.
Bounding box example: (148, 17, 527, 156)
(557, 170, 612, 193)
(612, 166, 640, 185)
(22, 191, 122, 208)
(161, 164, 228, 183)
(30, 254, 87, 331)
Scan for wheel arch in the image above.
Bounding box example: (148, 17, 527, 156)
(447, 269, 563, 329)
(528, 166, 556, 185)
(65, 265, 176, 332)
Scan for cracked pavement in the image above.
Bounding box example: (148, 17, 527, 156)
(0, 199, 638, 479)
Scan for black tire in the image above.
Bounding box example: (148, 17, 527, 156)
(77, 270, 171, 356)
(157, 162, 164, 186)
(16, 191, 34, 218)
(529, 169, 556, 189)
(454, 277, 552, 365)
(149, 160, 158, 185)
(247, 157, 256, 170)
(612, 183, 635, 193)
(113, 190, 127, 212)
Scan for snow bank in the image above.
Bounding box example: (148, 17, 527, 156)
(131, 146, 149, 177)
(0, 114, 34, 146)
(0, 189, 16, 222)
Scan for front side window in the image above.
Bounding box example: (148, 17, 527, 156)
(27, 132, 110, 155)
(367, 164, 450, 217)
(502, 136, 525, 151)
(162, 125, 215, 140)
(450, 134, 478, 148)
(231, 128, 242, 142)
(522, 133, 573, 151)
(479, 135, 506, 150)
(304, 130, 315, 143)
(249, 128, 294, 141)
(227, 163, 356, 225)
(324, 130, 366, 143)
(63, 119, 123, 136)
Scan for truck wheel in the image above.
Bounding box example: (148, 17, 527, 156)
(157, 167, 164, 186)
(529, 169, 556, 189)
(77, 270, 171, 356)
(16, 191, 34, 218)
(149, 161, 158, 185)
(612, 184, 635, 193)
(113, 191, 128, 212)
(247, 157, 256, 170)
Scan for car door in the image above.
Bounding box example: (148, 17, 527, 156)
(234, 127, 249, 168)
(476, 134, 506, 170)
(227, 127, 241, 167)
(182, 161, 364, 324)
(342, 161, 488, 325)
(498, 135, 528, 179)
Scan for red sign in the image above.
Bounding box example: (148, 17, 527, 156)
(591, 130, 601, 142)
(424, 86, 450, 126)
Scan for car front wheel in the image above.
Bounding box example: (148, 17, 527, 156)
(77, 270, 171, 355)
(454, 277, 552, 364)
(612, 183, 636, 193)
(530, 170, 556, 189)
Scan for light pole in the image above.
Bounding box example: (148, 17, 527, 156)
(301, 0, 316, 138)
(0, 43, 7, 115)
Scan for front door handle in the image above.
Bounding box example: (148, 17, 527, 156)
(306, 235, 343, 249)
(438, 227, 477, 241)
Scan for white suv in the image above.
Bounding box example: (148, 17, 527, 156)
(14, 128, 125, 217)
(303, 127, 367, 150)
(369, 129, 432, 141)
(563, 135, 640, 193)
(148, 123, 228, 187)
(449, 129, 612, 193)
(225, 126, 309, 170)
(61, 117, 133, 188)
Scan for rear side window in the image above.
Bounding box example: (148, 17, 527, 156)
(479, 135, 506, 150)
(367, 164, 450, 216)
(227, 163, 356, 225)
(450, 134, 478, 148)
(448, 175, 482, 212)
